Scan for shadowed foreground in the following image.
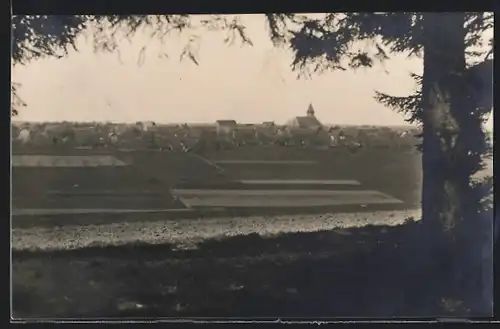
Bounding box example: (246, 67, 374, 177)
(12, 220, 485, 319)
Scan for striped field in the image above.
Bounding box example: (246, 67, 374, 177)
(239, 179, 362, 185)
(12, 155, 128, 167)
(11, 149, 423, 227)
(171, 188, 404, 208)
(212, 160, 317, 165)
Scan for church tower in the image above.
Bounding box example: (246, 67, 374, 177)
(306, 103, 315, 117)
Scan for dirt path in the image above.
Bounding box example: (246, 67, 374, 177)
(13, 209, 420, 252)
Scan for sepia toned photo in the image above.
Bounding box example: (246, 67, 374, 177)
(11, 12, 493, 320)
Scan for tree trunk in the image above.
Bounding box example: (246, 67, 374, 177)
(419, 13, 492, 315)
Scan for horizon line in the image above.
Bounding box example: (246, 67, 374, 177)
(11, 119, 417, 128)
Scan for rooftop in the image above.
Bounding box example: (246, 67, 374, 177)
(290, 116, 322, 129)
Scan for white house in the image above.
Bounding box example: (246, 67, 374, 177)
(140, 121, 157, 132)
(18, 128, 31, 144)
(108, 132, 119, 144)
(215, 120, 237, 136)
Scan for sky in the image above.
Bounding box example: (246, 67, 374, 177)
(12, 14, 493, 130)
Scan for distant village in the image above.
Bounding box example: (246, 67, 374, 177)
(12, 104, 421, 151)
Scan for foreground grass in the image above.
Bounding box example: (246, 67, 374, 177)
(12, 221, 477, 319)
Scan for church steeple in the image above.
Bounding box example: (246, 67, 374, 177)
(306, 103, 315, 117)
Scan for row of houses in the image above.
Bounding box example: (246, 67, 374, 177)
(213, 104, 418, 148)
(215, 103, 320, 132)
(12, 104, 419, 150)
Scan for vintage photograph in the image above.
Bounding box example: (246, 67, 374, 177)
(11, 13, 493, 319)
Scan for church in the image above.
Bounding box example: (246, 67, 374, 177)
(286, 103, 323, 130)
